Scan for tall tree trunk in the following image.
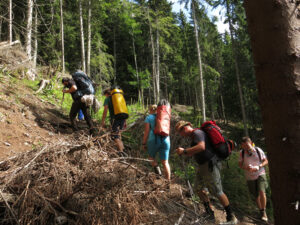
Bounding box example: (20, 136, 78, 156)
(79, 0, 86, 73)
(26, 0, 33, 60)
(8, 0, 12, 43)
(0, 17, 3, 41)
(147, 8, 157, 103)
(131, 30, 141, 104)
(225, 0, 248, 136)
(113, 27, 117, 83)
(244, 1, 300, 224)
(87, 0, 91, 77)
(191, 0, 206, 122)
(60, 0, 65, 76)
(155, 18, 160, 102)
(33, 7, 38, 68)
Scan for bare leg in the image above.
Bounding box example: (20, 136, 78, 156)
(114, 138, 124, 152)
(149, 157, 158, 167)
(218, 193, 230, 207)
(161, 160, 171, 180)
(259, 190, 267, 209)
(256, 195, 262, 209)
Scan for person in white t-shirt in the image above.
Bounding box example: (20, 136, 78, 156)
(239, 137, 269, 222)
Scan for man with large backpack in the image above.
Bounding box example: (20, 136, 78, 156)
(101, 86, 128, 155)
(175, 120, 238, 225)
(239, 137, 269, 222)
(61, 71, 95, 134)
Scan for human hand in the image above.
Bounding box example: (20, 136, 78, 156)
(176, 147, 184, 155)
(62, 89, 68, 93)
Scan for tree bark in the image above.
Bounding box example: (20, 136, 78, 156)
(155, 18, 160, 102)
(87, 0, 91, 77)
(147, 8, 157, 103)
(26, 0, 33, 60)
(79, 0, 86, 73)
(8, 0, 12, 43)
(33, 7, 38, 68)
(191, 0, 206, 122)
(60, 0, 65, 76)
(244, 0, 300, 224)
(225, 0, 248, 136)
(113, 26, 117, 83)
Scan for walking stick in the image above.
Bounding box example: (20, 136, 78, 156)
(180, 156, 199, 217)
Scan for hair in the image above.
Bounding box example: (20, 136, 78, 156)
(62, 77, 70, 84)
(103, 88, 111, 95)
(241, 136, 252, 143)
(149, 104, 157, 111)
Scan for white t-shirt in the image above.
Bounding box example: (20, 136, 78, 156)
(239, 147, 267, 180)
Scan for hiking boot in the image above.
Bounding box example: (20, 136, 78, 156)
(153, 166, 162, 176)
(118, 151, 128, 157)
(261, 210, 268, 222)
(219, 214, 238, 225)
(200, 212, 215, 223)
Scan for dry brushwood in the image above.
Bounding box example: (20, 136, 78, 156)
(0, 130, 201, 225)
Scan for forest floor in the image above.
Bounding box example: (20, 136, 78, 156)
(0, 73, 272, 224)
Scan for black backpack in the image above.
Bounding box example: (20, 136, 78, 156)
(72, 71, 95, 99)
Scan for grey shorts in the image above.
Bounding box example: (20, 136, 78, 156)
(247, 175, 268, 198)
(194, 159, 224, 197)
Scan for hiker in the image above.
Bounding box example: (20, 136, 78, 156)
(101, 86, 128, 155)
(62, 77, 94, 133)
(175, 121, 238, 225)
(239, 137, 269, 222)
(142, 104, 171, 180)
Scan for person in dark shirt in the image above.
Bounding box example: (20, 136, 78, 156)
(62, 77, 94, 133)
(101, 88, 126, 155)
(175, 121, 238, 225)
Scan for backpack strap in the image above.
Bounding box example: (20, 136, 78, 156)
(255, 147, 262, 162)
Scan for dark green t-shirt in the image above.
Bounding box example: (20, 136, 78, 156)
(103, 96, 114, 120)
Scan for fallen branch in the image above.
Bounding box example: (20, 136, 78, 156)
(0, 190, 20, 225)
(36, 79, 50, 93)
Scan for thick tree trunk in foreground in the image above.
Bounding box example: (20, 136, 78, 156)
(244, 1, 300, 224)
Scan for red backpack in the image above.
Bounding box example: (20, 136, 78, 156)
(200, 120, 235, 160)
(154, 99, 171, 136)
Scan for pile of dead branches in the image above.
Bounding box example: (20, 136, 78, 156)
(0, 131, 201, 225)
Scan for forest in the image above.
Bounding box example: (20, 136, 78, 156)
(0, 0, 299, 224)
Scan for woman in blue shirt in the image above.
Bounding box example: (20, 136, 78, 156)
(142, 105, 171, 180)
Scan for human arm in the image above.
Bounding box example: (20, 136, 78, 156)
(101, 105, 108, 127)
(259, 158, 268, 169)
(142, 123, 150, 151)
(176, 141, 205, 156)
(63, 85, 77, 93)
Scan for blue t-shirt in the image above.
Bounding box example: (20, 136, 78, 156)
(144, 114, 157, 142)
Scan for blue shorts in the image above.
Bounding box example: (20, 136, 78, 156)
(147, 136, 170, 160)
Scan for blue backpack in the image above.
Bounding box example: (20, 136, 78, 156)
(72, 71, 94, 99)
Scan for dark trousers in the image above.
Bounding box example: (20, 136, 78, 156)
(70, 100, 93, 129)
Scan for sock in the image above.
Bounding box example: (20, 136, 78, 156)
(225, 205, 232, 219)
